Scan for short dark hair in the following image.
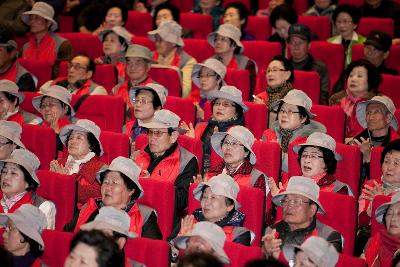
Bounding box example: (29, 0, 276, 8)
(1, 92, 19, 107)
(153, 2, 181, 29)
(381, 139, 400, 165)
(135, 88, 163, 110)
(297, 146, 338, 174)
(20, 165, 39, 192)
(102, 31, 128, 52)
(269, 4, 298, 28)
(344, 59, 382, 92)
(224, 2, 251, 29)
(177, 252, 223, 267)
(20, 231, 44, 258)
(276, 101, 310, 124)
(73, 54, 96, 73)
(270, 55, 295, 83)
(332, 4, 361, 25)
(210, 99, 245, 125)
(104, 1, 128, 25)
(66, 131, 102, 156)
(99, 170, 142, 201)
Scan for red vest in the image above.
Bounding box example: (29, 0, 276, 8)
(113, 76, 153, 112)
(0, 192, 34, 213)
(52, 77, 96, 96)
(22, 33, 57, 64)
(0, 62, 18, 82)
(7, 112, 24, 126)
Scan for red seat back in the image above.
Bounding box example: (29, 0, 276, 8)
(59, 15, 74, 32)
(17, 59, 52, 89)
(223, 0, 251, 9)
(358, 18, 394, 37)
(352, 44, 400, 74)
(298, 16, 332, 41)
(125, 11, 152, 36)
(149, 65, 181, 97)
(125, 237, 170, 266)
(170, 0, 194, 11)
(225, 69, 250, 101)
(351, 43, 364, 61)
(59, 33, 103, 59)
(253, 141, 281, 181)
(224, 242, 264, 267)
(336, 253, 368, 267)
(338, 0, 364, 6)
(181, 13, 213, 39)
(184, 39, 215, 62)
(243, 41, 281, 71)
(41, 230, 74, 267)
(164, 96, 196, 125)
(371, 195, 391, 237)
(131, 36, 155, 50)
(311, 105, 346, 143)
(99, 131, 129, 164)
(370, 146, 384, 180)
(379, 74, 400, 108)
(20, 91, 40, 115)
(246, 16, 271, 40)
(37, 170, 75, 231)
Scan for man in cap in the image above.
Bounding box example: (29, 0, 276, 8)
(363, 30, 399, 75)
(132, 109, 198, 224)
(262, 176, 342, 264)
(287, 23, 330, 105)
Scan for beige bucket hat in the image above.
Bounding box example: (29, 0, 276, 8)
(0, 120, 25, 148)
(271, 89, 315, 118)
(293, 132, 342, 161)
(208, 23, 244, 53)
(139, 109, 186, 134)
(32, 85, 75, 116)
(191, 58, 227, 88)
(148, 20, 184, 47)
(80, 206, 137, 238)
(21, 2, 58, 32)
(273, 176, 326, 214)
(211, 125, 256, 164)
(125, 44, 155, 63)
(293, 236, 339, 267)
(0, 80, 25, 103)
(0, 204, 47, 250)
(173, 221, 230, 264)
(207, 85, 248, 112)
(0, 149, 40, 185)
(193, 173, 241, 209)
(129, 83, 168, 107)
(96, 156, 144, 199)
(375, 191, 400, 224)
(60, 119, 103, 156)
(99, 26, 132, 45)
(356, 95, 398, 131)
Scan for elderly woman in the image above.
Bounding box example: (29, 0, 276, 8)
(0, 204, 48, 266)
(0, 149, 56, 229)
(64, 156, 162, 240)
(293, 236, 339, 267)
(192, 0, 223, 31)
(50, 119, 105, 207)
(182, 86, 247, 173)
(362, 192, 400, 266)
(0, 80, 25, 126)
(190, 58, 227, 121)
(329, 59, 381, 139)
(0, 120, 25, 160)
(305, 0, 337, 18)
(223, 2, 255, 41)
(153, 3, 193, 38)
(170, 173, 254, 246)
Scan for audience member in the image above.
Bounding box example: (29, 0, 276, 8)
(304, 0, 337, 18)
(192, 0, 224, 31)
(153, 2, 193, 38)
(292, 236, 339, 267)
(0, 80, 27, 125)
(223, 2, 255, 41)
(256, 0, 293, 17)
(0, 120, 25, 160)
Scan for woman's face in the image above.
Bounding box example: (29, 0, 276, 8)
(133, 90, 156, 122)
(40, 96, 68, 125)
(2, 220, 27, 256)
(101, 171, 134, 209)
(275, 19, 291, 39)
(266, 60, 291, 88)
(223, 7, 243, 29)
(200, 0, 219, 10)
(278, 103, 306, 130)
(198, 67, 219, 92)
(201, 187, 234, 222)
(212, 98, 237, 122)
(64, 242, 99, 267)
(300, 146, 327, 177)
(105, 7, 124, 28)
(214, 34, 235, 55)
(385, 202, 400, 237)
(0, 92, 16, 120)
(103, 32, 124, 56)
(67, 131, 91, 160)
(222, 135, 249, 166)
(335, 12, 356, 39)
(155, 8, 174, 27)
(294, 251, 317, 267)
(1, 162, 27, 198)
(347, 66, 369, 96)
(0, 136, 15, 160)
(382, 150, 400, 184)
(155, 35, 176, 57)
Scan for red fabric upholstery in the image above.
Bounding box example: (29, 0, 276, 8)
(224, 242, 264, 267)
(131, 36, 155, 50)
(149, 66, 181, 97)
(379, 74, 400, 108)
(59, 33, 103, 59)
(338, 0, 364, 6)
(188, 183, 265, 246)
(223, 0, 251, 9)
(126, 11, 152, 36)
(59, 15, 74, 32)
(352, 44, 400, 74)
(225, 69, 250, 101)
(243, 41, 281, 71)
(170, 0, 193, 11)
(397, 109, 400, 135)
(125, 237, 170, 266)
(99, 131, 129, 164)
(22, 124, 57, 170)
(253, 141, 281, 183)
(336, 253, 368, 267)
(370, 146, 384, 181)
(181, 13, 213, 39)
(41, 230, 74, 267)
(184, 39, 214, 62)
(311, 105, 346, 143)
(164, 96, 196, 125)
(351, 43, 364, 61)
(137, 179, 175, 240)
(246, 16, 271, 40)
(298, 16, 332, 41)
(17, 59, 52, 89)
(371, 195, 391, 237)
(358, 18, 394, 37)
(37, 170, 76, 231)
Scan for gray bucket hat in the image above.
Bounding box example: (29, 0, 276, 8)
(375, 191, 400, 224)
(211, 125, 256, 165)
(139, 109, 186, 134)
(207, 85, 248, 112)
(32, 85, 75, 116)
(273, 176, 326, 214)
(293, 236, 339, 267)
(21, 2, 58, 32)
(125, 44, 155, 63)
(0, 120, 25, 148)
(173, 221, 230, 264)
(207, 23, 244, 53)
(193, 173, 241, 209)
(99, 26, 132, 45)
(356, 95, 398, 131)
(80, 206, 137, 238)
(129, 83, 168, 107)
(0, 80, 25, 103)
(191, 58, 227, 88)
(148, 20, 184, 47)
(271, 89, 315, 118)
(0, 149, 40, 185)
(0, 204, 47, 250)
(96, 156, 144, 199)
(293, 132, 342, 161)
(60, 119, 103, 156)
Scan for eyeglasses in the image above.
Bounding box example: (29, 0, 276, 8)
(266, 68, 286, 74)
(301, 153, 324, 160)
(132, 98, 153, 105)
(214, 101, 235, 108)
(68, 63, 88, 71)
(197, 73, 217, 79)
(147, 129, 169, 138)
(222, 140, 243, 148)
(278, 109, 300, 116)
(40, 101, 61, 109)
(0, 141, 12, 148)
(281, 198, 310, 207)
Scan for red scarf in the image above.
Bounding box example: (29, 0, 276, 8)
(340, 88, 367, 117)
(376, 229, 400, 267)
(0, 62, 17, 82)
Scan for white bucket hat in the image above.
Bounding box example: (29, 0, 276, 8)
(0, 149, 40, 185)
(139, 109, 186, 134)
(273, 176, 326, 214)
(60, 119, 103, 156)
(193, 173, 241, 209)
(129, 83, 168, 108)
(211, 126, 256, 164)
(271, 89, 315, 118)
(96, 156, 144, 199)
(293, 132, 342, 161)
(191, 58, 227, 88)
(207, 85, 248, 112)
(80, 206, 137, 238)
(375, 191, 400, 224)
(0, 80, 25, 103)
(32, 85, 75, 116)
(0, 120, 25, 148)
(21, 2, 58, 32)
(356, 95, 398, 131)
(208, 23, 244, 53)
(99, 26, 132, 45)
(173, 221, 230, 264)
(125, 44, 155, 63)
(148, 20, 184, 47)
(0, 204, 47, 250)
(293, 236, 339, 267)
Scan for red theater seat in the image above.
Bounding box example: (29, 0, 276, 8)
(311, 105, 346, 143)
(243, 41, 281, 71)
(253, 141, 281, 182)
(126, 11, 152, 36)
(358, 18, 394, 37)
(298, 16, 332, 41)
(352, 44, 400, 74)
(181, 13, 213, 39)
(20, 91, 40, 115)
(18, 59, 52, 89)
(370, 146, 384, 181)
(132, 36, 155, 50)
(149, 65, 181, 97)
(371, 195, 391, 237)
(125, 237, 170, 266)
(379, 74, 400, 108)
(184, 39, 214, 62)
(224, 242, 264, 267)
(225, 69, 250, 101)
(42, 230, 74, 267)
(164, 96, 196, 125)
(246, 16, 271, 40)
(59, 15, 74, 32)
(336, 253, 368, 267)
(99, 131, 129, 164)
(59, 33, 103, 59)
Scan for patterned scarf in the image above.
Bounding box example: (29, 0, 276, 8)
(280, 127, 295, 153)
(266, 81, 293, 111)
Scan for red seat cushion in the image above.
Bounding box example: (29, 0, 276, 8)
(126, 11, 152, 37)
(180, 13, 213, 39)
(183, 39, 214, 63)
(125, 237, 170, 266)
(41, 230, 74, 267)
(358, 18, 394, 37)
(371, 195, 391, 237)
(164, 96, 196, 125)
(17, 59, 52, 89)
(311, 105, 346, 143)
(224, 242, 264, 267)
(59, 33, 103, 59)
(99, 131, 129, 164)
(336, 253, 368, 267)
(298, 16, 332, 41)
(243, 41, 281, 71)
(149, 66, 182, 97)
(370, 146, 384, 180)
(379, 74, 400, 108)
(246, 16, 271, 40)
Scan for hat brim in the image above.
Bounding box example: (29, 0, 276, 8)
(60, 125, 104, 156)
(207, 32, 244, 53)
(191, 63, 227, 89)
(207, 90, 248, 112)
(139, 121, 187, 134)
(364, 40, 386, 51)
(375, 197, 400, 224)
(0, 158, 39, 185)
(21, 11, 58, 31)
(293, 143, 342, 161)
(356, 100, 399, 131)
(32, 95, 75, 117)
(273, 190, 326, 214)
(0, 89, 25, 103)
(271, 99, 316, 118)
(193, 182, 241, 209)
(148, 30, 184, 47)
(80, 221, 137, 238)
(0, 132, 25, 149)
